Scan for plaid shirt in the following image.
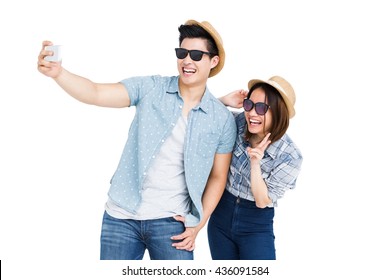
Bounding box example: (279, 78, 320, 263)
(226, 112, 303, 207)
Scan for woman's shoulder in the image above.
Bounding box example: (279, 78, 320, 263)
(269, 134, 303, 160)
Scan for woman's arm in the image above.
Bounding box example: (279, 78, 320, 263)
(218, 89, 248, 108)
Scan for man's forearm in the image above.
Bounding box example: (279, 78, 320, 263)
(196, 178, 225, 231)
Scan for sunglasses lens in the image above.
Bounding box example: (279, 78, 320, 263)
(244, 99, 269, 115)
(243, 99, 253, 112)
(189, 50, 203, 61)
(175, 48, 188, 59)
(255, 103, 266, 115)
(255, 103, 270, 115)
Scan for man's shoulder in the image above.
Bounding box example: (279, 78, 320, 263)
(207, 94, 232, 113)
(211, 98, 236, 125)
(121, 75, 178, 85)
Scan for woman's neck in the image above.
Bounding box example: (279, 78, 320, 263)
(248, 133, 265, 147)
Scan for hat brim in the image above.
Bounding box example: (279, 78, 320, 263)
(248, 79, 296, 118)
(185, 20, 225, 77)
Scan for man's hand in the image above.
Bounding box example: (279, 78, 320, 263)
(170, 215, 198, 251)
(37, 41, 63, 79)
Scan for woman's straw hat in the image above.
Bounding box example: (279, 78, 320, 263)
(248, 76, 296, 118)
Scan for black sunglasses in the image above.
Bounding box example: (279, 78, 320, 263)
(243, 99, 270, 115)
(175, 48, 213, 61)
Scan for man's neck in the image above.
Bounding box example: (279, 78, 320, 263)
(179, 81, 206, 117)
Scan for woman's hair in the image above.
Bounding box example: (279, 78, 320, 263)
(178, 24, 218, 57)
(245, 83, 290, 143)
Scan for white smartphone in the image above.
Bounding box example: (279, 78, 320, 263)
(44, 45, 62, 62)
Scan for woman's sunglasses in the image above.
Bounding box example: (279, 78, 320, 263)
(175, 48, 213, 61)
(243, 99, 270, 115)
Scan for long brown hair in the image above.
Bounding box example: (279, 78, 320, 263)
(245, 83, 290, 143)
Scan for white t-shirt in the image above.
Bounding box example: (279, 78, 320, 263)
(105, 115, 190, 220)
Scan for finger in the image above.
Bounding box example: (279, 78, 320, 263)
(248, 151, 263, 161)
(171, 233, 186, 240)
(42, 40, 53, 51)
(256, 133, 271, 149)
(172, 239, 194, 250)
(247, 148, 258, 159)
(172, 215, 185, 223)
(37, 52, 49, 67)
(186, 243, 195, 251)
(263, 132, 271, 142)
(171, 225, 195, 241)
(38, 41, 55, 64)
(37, 59, 58, 72)
(171, 234, 189, 247)
(171, 229, 191, 241)
(251, 147, 265, 156)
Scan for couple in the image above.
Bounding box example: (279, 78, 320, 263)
(37, 19, 302, 260)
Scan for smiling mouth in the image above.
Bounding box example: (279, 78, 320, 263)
(183, 67, 195, 74)
(249, 119, 262, 125)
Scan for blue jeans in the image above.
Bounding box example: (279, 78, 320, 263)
(207, 190, 276, 260)
(100, 211, 193, 260)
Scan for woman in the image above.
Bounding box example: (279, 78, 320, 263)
(208, 76, 303, 260)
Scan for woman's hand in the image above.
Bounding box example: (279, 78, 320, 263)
(219, 89, 248, 108)
(247, 133, 271, 164)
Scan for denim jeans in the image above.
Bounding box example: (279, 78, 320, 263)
(207, 190, 276, 260)
(100, 211, 193, 260)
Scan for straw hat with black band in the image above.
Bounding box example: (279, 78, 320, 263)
(185, 19, 225, 77)
(248, 76, 296, 118)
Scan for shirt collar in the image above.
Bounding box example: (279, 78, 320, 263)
(265, 142, 278, 160)
(266, 134, 288, 159)
(166, 76, 212, 114)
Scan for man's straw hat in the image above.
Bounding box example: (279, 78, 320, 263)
(185, 19, 225, 77)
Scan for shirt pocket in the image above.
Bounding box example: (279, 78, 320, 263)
(197, 133, 219, 158)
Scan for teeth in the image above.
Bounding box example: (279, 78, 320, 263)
(250, 119, 261, 124)
(184, 68, 195, 73)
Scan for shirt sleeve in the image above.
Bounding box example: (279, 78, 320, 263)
(216, 111, 237, 154)
(120, 75, 160, 107)
(266, 155, 303, 203)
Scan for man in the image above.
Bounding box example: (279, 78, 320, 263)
(37, 19, 236, 260)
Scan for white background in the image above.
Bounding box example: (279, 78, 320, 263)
(1, 0, 389, 279)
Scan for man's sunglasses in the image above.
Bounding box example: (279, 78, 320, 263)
(243, 99, 270, 115)
(175, 48, 214, 61)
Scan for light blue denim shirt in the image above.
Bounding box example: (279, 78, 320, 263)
(108, 75, 236, 227)
(226, 112, 303, 207)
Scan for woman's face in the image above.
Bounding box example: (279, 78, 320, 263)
(244, 88, 272, 139)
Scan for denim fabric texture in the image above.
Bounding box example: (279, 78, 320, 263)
(100, 211, 193, 260)
(208, 190, 276, 260)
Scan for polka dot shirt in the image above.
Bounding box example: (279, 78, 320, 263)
(108, 75, 236, 226)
